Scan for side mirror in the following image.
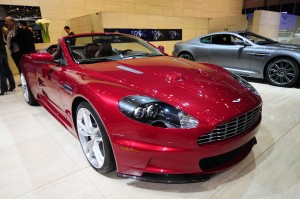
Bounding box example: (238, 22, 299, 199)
(158, 45, 165, 53)
(31, 53, 54, 63)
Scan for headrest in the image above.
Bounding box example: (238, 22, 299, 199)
(95, 43, 112, 57)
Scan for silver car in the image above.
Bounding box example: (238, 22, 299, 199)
(173, 31, 300, 87)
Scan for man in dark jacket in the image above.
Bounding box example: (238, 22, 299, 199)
(64, 26, 75, 45)
(5, 18, 35, 86)
(17, 21, 36, 54)
(0, 27, 16, 95)
(64, 26, 75, 35)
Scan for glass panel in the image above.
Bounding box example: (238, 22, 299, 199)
(200, 36, 211, 44)
(65, 34, 163, 64)
(211, 35, 232, 45)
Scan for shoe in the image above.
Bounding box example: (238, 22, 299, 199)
(8, 88, 15, 92)
(0, 90, 8, 95)
(17, 84, 22, 87)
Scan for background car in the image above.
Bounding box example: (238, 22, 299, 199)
(20, 33, 262, 183)
(173, 31, 300, 87)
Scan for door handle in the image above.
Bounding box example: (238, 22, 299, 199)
(247, 52, 270, 57)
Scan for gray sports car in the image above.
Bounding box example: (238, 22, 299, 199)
(172, 31, 300, 87)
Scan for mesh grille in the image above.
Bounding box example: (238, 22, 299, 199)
(197, 106, 261, 145)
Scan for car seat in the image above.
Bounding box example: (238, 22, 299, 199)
(95, 43, 113, 57)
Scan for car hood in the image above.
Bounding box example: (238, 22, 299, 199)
(81, 57, 261, 124)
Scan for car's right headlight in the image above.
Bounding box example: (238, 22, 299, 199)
(118, 96, 198, 129)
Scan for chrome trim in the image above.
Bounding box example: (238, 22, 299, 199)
(247, 52, 270, 57)
(116, 65, 143, 74)
(58, 83, 73, 94)
(197, 106, 261, 145)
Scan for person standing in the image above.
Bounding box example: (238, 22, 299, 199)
(17, 21, 36, 54)
(64, 26, 75, 45)
(64, 26, 75, 35)
(5, 16, 21, 75)
(0, 27, 16, 95)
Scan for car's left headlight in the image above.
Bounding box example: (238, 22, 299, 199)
(230, 73, 260, 96)
(118, 96, 198, 129)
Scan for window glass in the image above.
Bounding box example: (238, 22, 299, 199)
(200, 36, 211, 44)
(211, 35, 232, 45)
(238, 32, 277, 45)
(230, 35, 244, 45)
(64, 34, 163, 64)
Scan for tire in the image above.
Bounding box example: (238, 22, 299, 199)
(76, 101, 116, 173)
(20, 73, 38, 106)
(178, 52, 194, 61)
(266, 58, 299, 87)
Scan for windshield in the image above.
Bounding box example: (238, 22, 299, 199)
(65, 34, 164, 64)
(238, 32, 278, 45)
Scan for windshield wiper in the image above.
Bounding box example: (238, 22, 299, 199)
(122, 54, 148, 59)
(122, 53, 164, 59)
(78, 57, 121, 64)
(79, 53, 164, 63)
(147, 53, 164, 57)
(265, 41, 279, 44)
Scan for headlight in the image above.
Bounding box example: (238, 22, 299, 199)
(230, 73, 260, 96)
(119, 96, 198, 129)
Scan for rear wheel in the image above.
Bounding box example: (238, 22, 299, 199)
(21, 73, 37, 106)
(76, 101, 116, 173)
(179, 52, 194, 61)
(266, 58, 299, 87)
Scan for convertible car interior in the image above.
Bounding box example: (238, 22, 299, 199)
(46, 35, 160, 64)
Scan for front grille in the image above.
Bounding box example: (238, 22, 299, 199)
(197, 106, 261, 145)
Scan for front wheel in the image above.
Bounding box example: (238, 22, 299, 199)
(76, 101, 116, 173)
(178, 52, 194, 61)
(21, 73, 38, 106)
(266, 58, 299, 87)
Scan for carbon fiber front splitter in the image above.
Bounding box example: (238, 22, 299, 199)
(117, 173, 215, 184)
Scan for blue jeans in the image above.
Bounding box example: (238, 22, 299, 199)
(0, 51, 16, 92)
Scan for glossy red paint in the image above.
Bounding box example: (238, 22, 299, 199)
(20, 33, 262, 178)
(31, 52, 54, 62)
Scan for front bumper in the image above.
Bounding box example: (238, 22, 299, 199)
(112, 115, 261, 179)
(117, 137, 257, 183)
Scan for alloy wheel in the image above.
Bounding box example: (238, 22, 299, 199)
(77, 108, 105, 169)
(179, 53, 194, 61)
(21, 73, 29, 102)
(267, 60, 297, 86)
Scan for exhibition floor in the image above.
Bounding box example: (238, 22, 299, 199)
(1, 78, 300, 199)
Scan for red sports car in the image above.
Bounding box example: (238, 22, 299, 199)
(20, 33, 262, 183)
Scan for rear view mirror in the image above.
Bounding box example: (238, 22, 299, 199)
(31, 53, 54, 63)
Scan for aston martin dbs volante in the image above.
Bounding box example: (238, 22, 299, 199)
(20, 33, 262, 183)
(173, 31, 300, 87)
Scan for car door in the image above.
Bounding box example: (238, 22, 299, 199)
(207, 34, 253, 72)
(35, 54, 66, 121)
(192, 36, 210, 62)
